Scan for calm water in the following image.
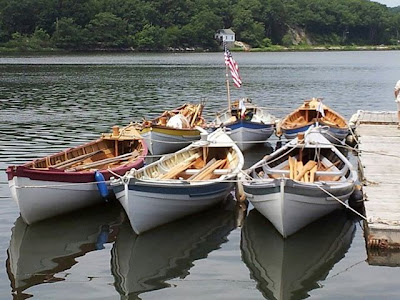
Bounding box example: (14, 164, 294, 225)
(1, 51, 400, 300)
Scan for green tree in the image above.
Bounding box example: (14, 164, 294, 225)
(2, 0, 40, 35)
(52, 17, 85, 49)
(233, 5, 265, 47)
(96, 0, 146, 36)
(57, 0, 99, 27)
(186, 10, 223, 48)
(134, 24, 166, 50)
(0, 0, 400, 50)
(262, 0, 288, 44)
(31, 27, 51, 47)
(85, 12, 127, 48)
(165, 25, 181, 48)
(4, 27, 52, 50)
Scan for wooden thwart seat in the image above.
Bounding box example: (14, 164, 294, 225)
(157, 153, 201, 179)
(189, 158, 227, 181)
(66, 150, 140, 172)
(184, 168, 230, 175)
(266, 156, 343, 182)
(48, 150, 104, 169)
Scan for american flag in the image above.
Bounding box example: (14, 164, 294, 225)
(224, 46, 242, 88)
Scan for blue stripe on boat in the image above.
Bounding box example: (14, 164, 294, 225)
(114, 181, 233, 198)
(284, 123, 348, 140)
(227, 120, 273, 131)
(284, 124, 312, 136)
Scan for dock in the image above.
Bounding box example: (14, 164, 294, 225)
(353, 110, 400, 257)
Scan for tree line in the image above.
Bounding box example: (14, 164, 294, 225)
(0, 0, 399, 51)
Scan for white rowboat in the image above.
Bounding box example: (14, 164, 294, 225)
(112, 128, 244, 234)
(241, 126, 358, 238)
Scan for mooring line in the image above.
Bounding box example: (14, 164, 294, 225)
(316, 185, 366, 220)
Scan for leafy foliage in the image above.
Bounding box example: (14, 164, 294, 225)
(0, 0, 399, 51)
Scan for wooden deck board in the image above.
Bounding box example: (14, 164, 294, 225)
(355, 111, 400, 255)
(355, 110, 398, 125)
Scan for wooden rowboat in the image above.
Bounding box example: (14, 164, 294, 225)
(212, 98, 276, 151)
(139, 102, 206, 155)
(241, 126, 357, 238)
(278, 98, 349, 142)
(6, 123, 147, 225)
(111, 128, 244, 234)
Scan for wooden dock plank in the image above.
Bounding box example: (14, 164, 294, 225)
(355, 110, 397, 125)
(355, 111, 400, 252)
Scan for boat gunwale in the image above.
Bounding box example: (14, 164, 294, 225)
(6, 134, 148, 182)
(280, 99, 348, 131)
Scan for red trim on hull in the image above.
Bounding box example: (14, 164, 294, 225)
(6, 158, 145, 183)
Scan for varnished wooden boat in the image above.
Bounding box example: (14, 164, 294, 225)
(6, 124, 148, 225)
(111, 128, 244, 234)
(241, 126, 357, 238)
(278, 98, 349, 142)
(212, 98, 276, 151)
(139, 102, 206, 155)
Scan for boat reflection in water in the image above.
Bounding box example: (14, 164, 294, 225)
(241, 209, 356, 300)
(7, 203, 123, 300)
(111, 198, 237, 299)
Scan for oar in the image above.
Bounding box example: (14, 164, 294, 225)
(66, 151, 139, 171)
(53, 150, 104, 169)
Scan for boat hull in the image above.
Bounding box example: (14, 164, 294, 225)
(141, 126, 200, 155)
(282, 122, 349, 142)
(225, 120, 274, 151)
(113, 180, 234, 234)
(243, 178, 354, 238)
(7, 161, 144, 225)
(8, 176, 104, 225)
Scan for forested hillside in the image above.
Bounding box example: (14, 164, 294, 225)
(0, 0, 399, 51)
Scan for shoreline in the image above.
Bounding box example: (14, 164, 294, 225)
(1, 45, 399, 54)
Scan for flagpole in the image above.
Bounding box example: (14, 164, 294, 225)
(226, 64, 231, 111)
(223, 42, 231, 111)
(224, 42, 241, 112)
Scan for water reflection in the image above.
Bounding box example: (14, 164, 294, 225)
(367, 249, 400, 267)
(111, 199, 236, 300)
(242, 142, 274, 170)
(241, 209, 356, 300)
(6, 203, 123, 300)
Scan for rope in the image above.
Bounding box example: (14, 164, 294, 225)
(279, 131, 400, 160)
(348, 125, 359, 145)
(143, 154, 166, 158)
(327, 260, 365, 280)
(14, 177, 251, 189)
(107, 167, 124, 180)
(239, 169, 253, 180)
(146, 136, 275, 145)
(15, 170, 367, 224)
(316, 185, 367, 220)
(321, 127, 400, 159)
(146, 138, 199, 144)
(16, 180, 112, 189)
(311, 139, 400, 160)
(322, 128, 346, 145)
(255, 145, 297, 168)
